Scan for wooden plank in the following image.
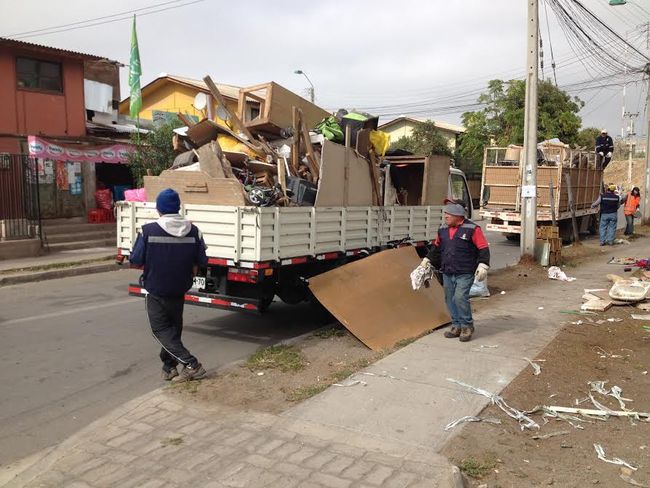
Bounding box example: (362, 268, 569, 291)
(343, 125, 351, 206)
(291, 106, 301, 175)
(298, 108, 320, 180)
(196, 143, 226, 179)
(563, 172, 580, 243)
(367, 149, 382, 206)
(203, 76, 259, 146)
(211, 140, 235, 178)
(177, 112, 196, 127)
(315, 140, 373, 207)
(144, 170, 247, 206)
(549, 182, 557, 226)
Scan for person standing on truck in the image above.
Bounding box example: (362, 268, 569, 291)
(591, 184, 622, 246)
(595, 129, 614, 169)
(418, 201, 490, 342)
(622, 186, 641, 236)
(129, 188, 208, 382)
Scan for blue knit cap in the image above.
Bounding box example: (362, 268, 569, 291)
(156, 188, 181, 214)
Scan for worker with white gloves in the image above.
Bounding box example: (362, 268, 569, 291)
(418, 201, 490, 342)
(595, 129, 614, 170)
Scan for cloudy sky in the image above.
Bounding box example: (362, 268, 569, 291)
(2, 0, 648, 139)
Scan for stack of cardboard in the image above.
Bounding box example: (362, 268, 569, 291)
(536, 226, 561, 266)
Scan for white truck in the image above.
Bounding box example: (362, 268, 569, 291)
(116, 164, 472, 313)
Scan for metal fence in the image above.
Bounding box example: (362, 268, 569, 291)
(0, 154, 41, 240)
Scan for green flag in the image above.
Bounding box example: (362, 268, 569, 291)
(128, 15, 142, 120)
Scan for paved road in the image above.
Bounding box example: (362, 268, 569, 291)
(0, 269, 326, 467)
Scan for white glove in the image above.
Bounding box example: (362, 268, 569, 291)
(475, 263, 489, 282)
(420, 257, 431, 268)
(598, 152, 604, 157)
(606, 152, 612, 158)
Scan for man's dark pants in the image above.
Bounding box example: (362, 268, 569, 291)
(145, 294, 198, 372)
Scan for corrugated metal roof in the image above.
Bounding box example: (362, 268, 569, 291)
(379, 116, 466, 134)
(0, 37, 117, 62)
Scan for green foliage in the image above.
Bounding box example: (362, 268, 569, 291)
(574, 127, 600, 149)
(458, 79, 584, 165)
(128, 120, 183, 187)
(391, 120, 453, 157)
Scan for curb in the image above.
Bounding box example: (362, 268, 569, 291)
(0, 263, 124, 287)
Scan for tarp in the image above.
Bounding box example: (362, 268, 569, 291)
(27, 135, 133, 164)
(308, 247, 451, 351)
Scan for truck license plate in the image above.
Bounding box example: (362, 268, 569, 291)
(192, 277, 206, 290)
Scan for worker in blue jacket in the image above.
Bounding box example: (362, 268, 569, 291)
(591, 184, 622, 246)
(130, 188, 208, 382)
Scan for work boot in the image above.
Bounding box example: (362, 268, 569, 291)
(173, 363, 206, 382)
(444, 327, 461, 339)
(162, 367, 179, 381)
(459, 327, 475, 342)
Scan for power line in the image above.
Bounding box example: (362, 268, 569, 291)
(542, 0, 559, 85)
(3, 0, 205, 40)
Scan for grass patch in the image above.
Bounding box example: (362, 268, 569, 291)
(313, 326, 346, 339)
(286, 384, 328, 402)
(456, 455, 498, 479)
(160, 436, 184, 447)
(247, 345, 306, 372)
(167, 379, 200, 394)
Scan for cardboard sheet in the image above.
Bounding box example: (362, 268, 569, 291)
(315, 140, 374, 207)
(144, 170, 247, 206)
(308, 247, 451, 351)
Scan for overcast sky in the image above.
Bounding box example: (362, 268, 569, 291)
(2, 0, 648, 139)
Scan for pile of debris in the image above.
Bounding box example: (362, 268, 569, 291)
(581, 268, 650, 312)
(144, 76, 391, 208)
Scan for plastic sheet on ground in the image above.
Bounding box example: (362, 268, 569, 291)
(594, 443, 637, 471)
(447, 378, 540, 431)
(444, 415, 502, 431)
(548, 266, 576, 282)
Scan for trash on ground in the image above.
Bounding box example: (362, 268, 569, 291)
(589, 381, 633, 410)
(472, 345, 499, 351)
(523, 357, 542, 375)
(608, 318, 623, 322)
(620, 467, 650, 487)
(608, 257, 638, 265)
(594, 443, 637, 471)
(613, 239, 631, 245)
(447, 378, 540, 430)
(332, 378, 367, 387)
(631, 314, 650, 320)
(547, 405, 649, 420)
(593, 346, 624, 359)
(548, 266, 576, 282)
(444, 415, 502, 431)
(637, 302, 650, 311)
(532, 430, 570, 440)
(500, 291, 506, 295)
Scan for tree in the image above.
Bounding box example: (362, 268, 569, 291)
(574, 127, 600, 149)
(457, 79, 584, 164)
(128, 120, 183, 187)
(390, 120, 452, 157)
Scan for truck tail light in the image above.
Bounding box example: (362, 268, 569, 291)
(227, 268, 259, 283)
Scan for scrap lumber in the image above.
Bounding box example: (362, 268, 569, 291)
(291, 107, 302, 175)
(367, 148, 383, 206)
(202, 76, 260, 147)
(298, 108, 320, 180)
(196, 143, 226, 179)
(177, 112, 196, 127)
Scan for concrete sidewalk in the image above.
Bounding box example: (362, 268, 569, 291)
(0, 247, 120, 286)
(6, 237, 648, 488)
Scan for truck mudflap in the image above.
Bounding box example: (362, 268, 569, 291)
(127, 285, 260, 312)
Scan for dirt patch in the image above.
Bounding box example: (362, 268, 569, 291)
(604, 158, 646, 192)
(442, 307, 650, 487)
(167, 326, 384, 414)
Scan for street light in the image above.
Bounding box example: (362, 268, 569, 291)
(293, 69, 315, 103)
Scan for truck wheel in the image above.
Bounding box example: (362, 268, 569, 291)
(558, 220, 574, 244)
(505, 234, 520, 242)
(258, 295, 274, 314)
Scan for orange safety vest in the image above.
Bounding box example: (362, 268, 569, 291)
(624, 193, 640, 216)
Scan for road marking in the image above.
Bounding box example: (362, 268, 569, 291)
(0, 298, 140, 326)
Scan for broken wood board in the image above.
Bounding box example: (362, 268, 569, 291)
(197, 142, 226, 178)
(315, 140, 373, 207)
(308, 246, 450, 351)
(581, 299, 613, 312)
(144, 170, 247, 206)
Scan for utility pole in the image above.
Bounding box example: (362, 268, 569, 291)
(521, 0, 539, 257)
(624, 111, 638, 185)
(642, 63, 650, 224)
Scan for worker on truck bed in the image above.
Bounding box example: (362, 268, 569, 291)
(595, 129, 614, 170)
(591, 184, 622, 246)
(623, 186, 641, 236)
(130, 188, 208, 382)
(419, 201, 490, 342)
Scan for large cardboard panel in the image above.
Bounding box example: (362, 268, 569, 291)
(144, 170, 248, 206)
(424, 155, 451, 205)
(308, 247, 450, 351)
(315, 140, 374, 207)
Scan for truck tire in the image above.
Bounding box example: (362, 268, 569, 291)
(558, 220, 575, 244)
(505, 233, 520, 242)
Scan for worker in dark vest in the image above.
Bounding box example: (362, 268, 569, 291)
(130, 188, 208, 382)
(591, 184, 622, 246)
(622, 186, 641, 236)
(420, 201, 490, 342)
(595, 129, 614, 169)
